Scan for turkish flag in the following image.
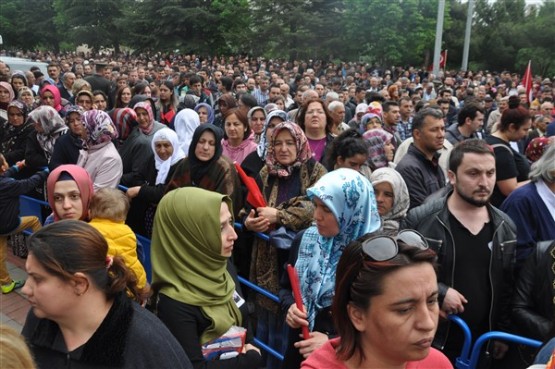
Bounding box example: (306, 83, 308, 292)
(521, 61, 533, 104)
(439, 50, 448, 69)
(234, 163, 267, 208)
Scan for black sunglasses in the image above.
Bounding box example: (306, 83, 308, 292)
(361, 230, 428, 262)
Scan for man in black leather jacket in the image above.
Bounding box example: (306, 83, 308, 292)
(401, 139, 517, 366)
(512, 240, 554, 341)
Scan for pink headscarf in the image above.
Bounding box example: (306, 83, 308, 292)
(133, 101, 155, 135)
(40, 84, 62, 112)
(47, 164, 94, 221)
(0, 81, 15, 102)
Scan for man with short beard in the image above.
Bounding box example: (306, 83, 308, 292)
(402, 139, 516, 367)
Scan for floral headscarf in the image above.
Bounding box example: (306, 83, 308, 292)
(133, 101, 155, 135)
(151, 128, 186, 185)
(363, 128, 393, 170)
(296, 168, 381, 330)
(265, 121, 312, 178)
(525, 137, 551, 162)
(194, 103, 215, 124)
(370, 167, 410, 236)
(257, 109, 287, 160)
(40, 84, 62, 112)
(81, 110, 118, 149)
(110, 108, 137, 143)
(0, 100, 33, 156)
(28, 105, 68, 159)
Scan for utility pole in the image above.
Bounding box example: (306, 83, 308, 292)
(462, 0, 475, 71)
(432, 0, 446, 76)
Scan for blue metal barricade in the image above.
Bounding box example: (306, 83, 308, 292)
(449, 314, 542, 369)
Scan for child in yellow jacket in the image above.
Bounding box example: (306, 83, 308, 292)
(88, 188, 149, 302)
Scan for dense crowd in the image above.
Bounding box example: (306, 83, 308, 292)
(1, 52, 555, 369)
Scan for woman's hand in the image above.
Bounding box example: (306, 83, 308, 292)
(126, 186, 141, 199)
(243, 343, 261, 356)
(244, 209, 270, 232)
(294, 331, 328, 358)
(286, 303, 308, 329)
(256, 206, 279, 225)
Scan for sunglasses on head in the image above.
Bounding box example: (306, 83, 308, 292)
(361, 230, 428, 262)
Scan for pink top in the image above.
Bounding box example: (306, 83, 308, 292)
(221, 138, 258, 165)
(301, 338, 453, 369)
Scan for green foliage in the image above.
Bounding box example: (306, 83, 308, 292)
(1, 0, 553, 75)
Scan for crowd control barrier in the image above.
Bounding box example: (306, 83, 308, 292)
(449, 314, 542, 369)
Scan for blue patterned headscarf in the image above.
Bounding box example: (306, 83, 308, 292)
(295, 168, 381, 330)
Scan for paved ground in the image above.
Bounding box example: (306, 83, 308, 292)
(0, 251, 30, 332)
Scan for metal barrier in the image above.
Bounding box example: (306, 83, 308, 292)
(449, 314, 542, 369)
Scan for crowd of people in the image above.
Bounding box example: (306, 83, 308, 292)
(1, 51, 555, 369)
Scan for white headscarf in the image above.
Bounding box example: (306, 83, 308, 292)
(151, 128, 185, 185)
(174, 108, 200, 155)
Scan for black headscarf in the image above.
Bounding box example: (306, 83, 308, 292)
(188, 124, 224, 185)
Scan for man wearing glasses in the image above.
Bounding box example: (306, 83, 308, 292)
(401, 139, 517, 367)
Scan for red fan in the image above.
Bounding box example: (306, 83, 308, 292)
(234, 163, 267, 208)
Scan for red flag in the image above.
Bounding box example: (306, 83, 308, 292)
(234, 163, 267, 208)
(287, 264, 311, 340)
(439, 50, 448, 69)
(522, 60, 533, 104)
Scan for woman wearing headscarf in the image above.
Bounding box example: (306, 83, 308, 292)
(39, 84, 65, 116)
(46, 164, 94, 223)
(359, 112, 383, 132)
(243, 122, 327, 363)
(110, 107, 137, 148)
(49, 105, 85, 170)
(0, 100, 33, 167)
(363, 128, 396, 171)
(0, 81, 15, 120)
(174, 108, 200, 155)
(280, 168, 381, 368)
(241, 110, 288, 178)
(77, 109, 122, 191)
(166, 124, 243, 218)
(152, 187, 264, 368)
(126, 128, 185, 237)
(370, 167, 410, 236)
(18, 86, 38, 111)
(247, 106, 267, 143)
(194, 102, 215, 125)
(25, 105, 68, 172)
(118, 101, 164, 186)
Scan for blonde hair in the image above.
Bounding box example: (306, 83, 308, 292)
(89, 188, 129, 221)
(0, 326, 36, 369)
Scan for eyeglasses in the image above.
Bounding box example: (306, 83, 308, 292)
(361, 230, 428, 262)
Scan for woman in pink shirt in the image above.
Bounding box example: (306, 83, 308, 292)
(302, 232, 453, 369)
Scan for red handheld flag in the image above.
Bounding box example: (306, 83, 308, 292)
(522, 60, 533, 104)
(234, 163, 267, 208)
(287, 264, 311, 340)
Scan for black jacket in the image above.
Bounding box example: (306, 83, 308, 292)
(22, 293, 193, 369)
(401, 193, 517, 349)
(512, 240, 555, 340)
(395, 144, 445, 210)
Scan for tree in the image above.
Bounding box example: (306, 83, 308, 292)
(53, 0, 129, 53)
(0, 0, 60, 52)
